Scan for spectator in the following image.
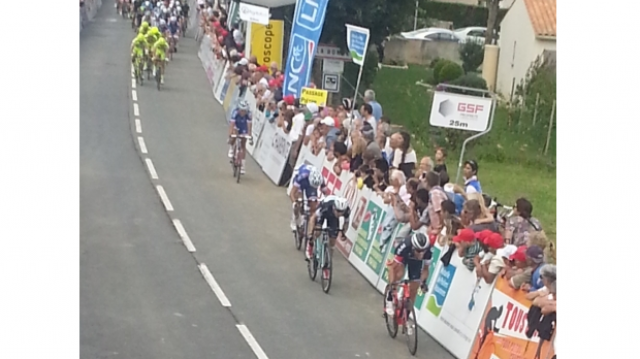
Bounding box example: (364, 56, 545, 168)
(530, 264, 556, 314)
(408, 187, 430, 231)
(264, 99, 278, 123)
(454, 228, 483, 271)
(269, 61, 279, 75)
(462, 199, 499, 232)
(323, 117, 342, 150)
(434, 147, 448, 174)
(424, 171, 447, 236)
(289, 103, 317, 142)
(506, 197, 543, 246)
(364, 89, 383, 121)
(359, 103, 377, 137)
(467, 193, 496, 226)
(331, 141, 350, 175)
(416, 156, 434, 181)
(361, 122, 382, 160)
(521, 245, 546, 292)
(440, 171, 465, 215)
(474, 232, 505, 283)
(463, 160, 482, 193)
(389, 131, 416, 179)
(349, 133, 367, 170)
(506, 245, 536, 289)
(441, 199, 463, 235)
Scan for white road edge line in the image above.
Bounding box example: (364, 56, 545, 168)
(135, 119, 142, 133)
(172, 219, 196, 252)
(156, 185, 174, 211)
(236, 324, 269, 359)
(137, 136, 148, 154)
(132, 90, 138, 101)
(132, 78, 136, 89)
(197, 264, 231, 307)
(145, 158, 159, 180)
(133, 103, 140, 116)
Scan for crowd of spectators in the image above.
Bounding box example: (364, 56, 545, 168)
(199, 3, 555, 325)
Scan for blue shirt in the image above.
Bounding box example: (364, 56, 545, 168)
(529, 264, 545, 292)
(230, 109, 252, 129)
(293, 164, 326, 192)
(369, 100, 383, 122)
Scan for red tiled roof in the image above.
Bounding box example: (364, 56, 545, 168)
(523, 0, 556, 37)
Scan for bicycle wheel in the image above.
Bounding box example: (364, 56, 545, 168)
(321, 236, 332, 294)
(404, 299, 418, 355)
(138, 60, 144, 85)
(383, 285, 398, 338)
(307, 237, 318, 281)
(146, 59, 152, 80)
(293, 217, 302, 250)
(301, 216, 309, 258)
(156, 65, 162, 90)
(235, 147, 242, 184)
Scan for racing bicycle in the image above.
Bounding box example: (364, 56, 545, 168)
(133, 53, 144, 85)
(383, 280, 419, 355)
(229, 134, 251, 183)
(307, 227, 341, 294)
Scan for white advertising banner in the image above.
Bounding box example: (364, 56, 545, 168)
(429, 92, 493, 132)
(261, 126, 292, 185)
(244, 94, 266, 157)
(214, 62, 230, 104)
(416, 252, 496, 359)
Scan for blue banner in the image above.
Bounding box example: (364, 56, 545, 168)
(282, 0, 330, 98)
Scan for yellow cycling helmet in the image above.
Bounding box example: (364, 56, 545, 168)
(135, 33, 146, 41)
(141, 21, 150, 29)
(150, 26, 160, 35)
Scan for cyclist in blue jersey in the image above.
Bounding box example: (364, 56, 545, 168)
(289, 164, 330, 259)
(167, 15, 180, 52)
(228, 101, 253, 174)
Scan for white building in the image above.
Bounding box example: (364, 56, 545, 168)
(496, 0, 556, 99)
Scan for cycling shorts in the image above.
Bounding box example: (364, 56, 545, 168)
(405, 258, 427, 281)
(232, 126, 249, 135)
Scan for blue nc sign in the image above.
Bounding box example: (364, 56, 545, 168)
(282, 0, 330, 98)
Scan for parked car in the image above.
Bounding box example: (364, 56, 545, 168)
(399, 27, 460, 42)
(453, 27, 487, 44)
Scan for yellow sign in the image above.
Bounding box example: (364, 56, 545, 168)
(300, 87, 329, 107)
(250, 20, 284, 70)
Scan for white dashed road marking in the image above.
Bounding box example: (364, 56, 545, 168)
(132, 78, 136, 89)
(132, 90, 137, 101)
(198, 264, 231, 307)
(156, 185, 174, 211)
(236, 324, 269, 359)
(172, 219, 196, 252)
(145, 158, 159, 180)
(133, 103, 140, 117)
(135, 119, 142, 133)
(137, 136, 148, 154)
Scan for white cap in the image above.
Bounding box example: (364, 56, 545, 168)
(238, 58, 249, 66)
(497, 244, 518, 259)
(259, 77, 269, 86)
(306, 103, 319, 114)
(321, 116, 335, 126)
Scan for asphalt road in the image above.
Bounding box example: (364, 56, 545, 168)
(80, 2, 456, 359)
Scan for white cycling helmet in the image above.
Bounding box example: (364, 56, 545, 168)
(308, 167, 323, 188)
(159, 18, 166, 25)
(237, 100, 250, 111)
(170, 16, 177, 22)
(333, 197, 348, 212)
(411, 232, 429, 251)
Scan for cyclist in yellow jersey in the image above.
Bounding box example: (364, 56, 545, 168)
(143, 27, 160, 70)
(138, 21, 150, 35)
(131, 33, 147, 64)
(151, 37, 169, 84)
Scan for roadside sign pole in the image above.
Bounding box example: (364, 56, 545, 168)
(430, 83, 496, 184)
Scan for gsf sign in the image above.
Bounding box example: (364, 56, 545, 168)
(429, 92, 493, 132)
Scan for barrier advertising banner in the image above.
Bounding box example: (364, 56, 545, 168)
(262, 127, 292, 185)
(250, 20, 285, 70)
(254, 122, 276, 168)
(468, 277, 555, 359)
(417, 253, 497, 359)
(282, 0, 330, 98)
(347, 189, 385, 285)
(214, 63, 230, 104)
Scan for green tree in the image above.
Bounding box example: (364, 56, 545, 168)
(459, 41, 484, 73)
(318, 0, 418, 53)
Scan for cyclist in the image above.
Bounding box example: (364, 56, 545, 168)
(130, 33, 148, 72)
(309, 196, 350, 274)
(167, 16, 181, 52)
(138, 20, 150, 35)
(384, 232, 431, 316)
(289, 164, 329, 254)
(228, 101, 253, 174)
(150, 35, 169, 83)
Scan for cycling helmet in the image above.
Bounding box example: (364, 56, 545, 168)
(308, 167, 323, 188)
(333, 197, 348, 212)
(141, 21, 150, 29)
(159, 19, 166, 26)
(169, 16, 177, 22)
(237, 100, 250, 111)
(150, 26, 160, 34)
(411, 232, 429, 251)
